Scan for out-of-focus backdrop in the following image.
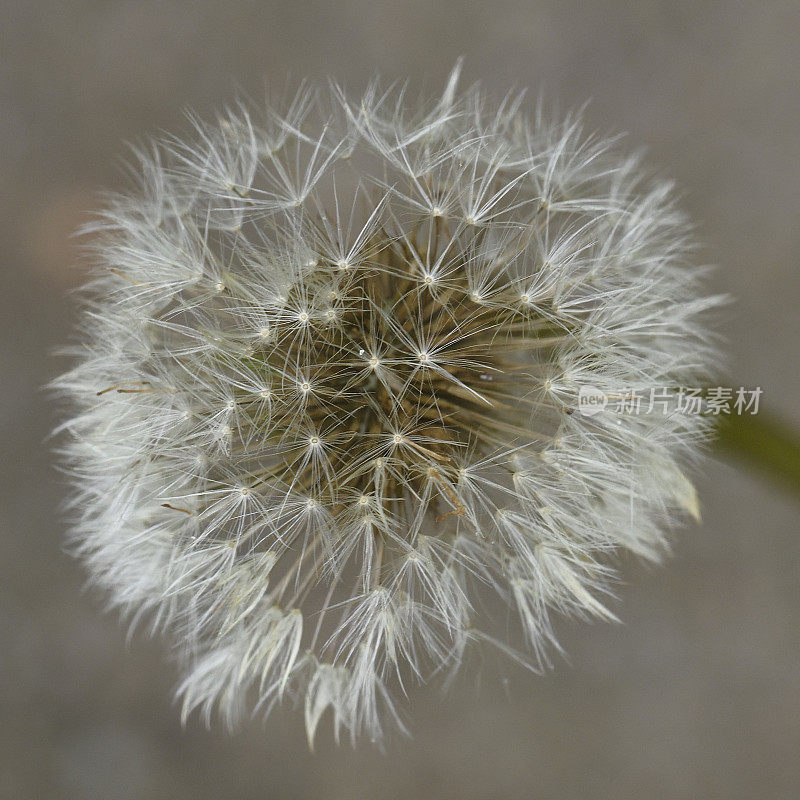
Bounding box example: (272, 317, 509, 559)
(2, 2, 799, 798)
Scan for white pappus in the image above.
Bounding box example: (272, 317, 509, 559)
(53, 63, 722, 745)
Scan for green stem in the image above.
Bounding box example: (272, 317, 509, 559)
(714, 410, 800, 499)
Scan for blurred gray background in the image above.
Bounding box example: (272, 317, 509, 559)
(2, 1, 799, 798)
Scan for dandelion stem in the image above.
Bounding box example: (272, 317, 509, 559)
(715, 409, 800, 500)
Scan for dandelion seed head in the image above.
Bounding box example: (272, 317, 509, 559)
(53, 64, 721, 745)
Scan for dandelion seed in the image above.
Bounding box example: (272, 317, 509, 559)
(53, 65, 721, 745)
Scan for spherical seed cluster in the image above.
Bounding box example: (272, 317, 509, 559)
(55, 67, 720, 744)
